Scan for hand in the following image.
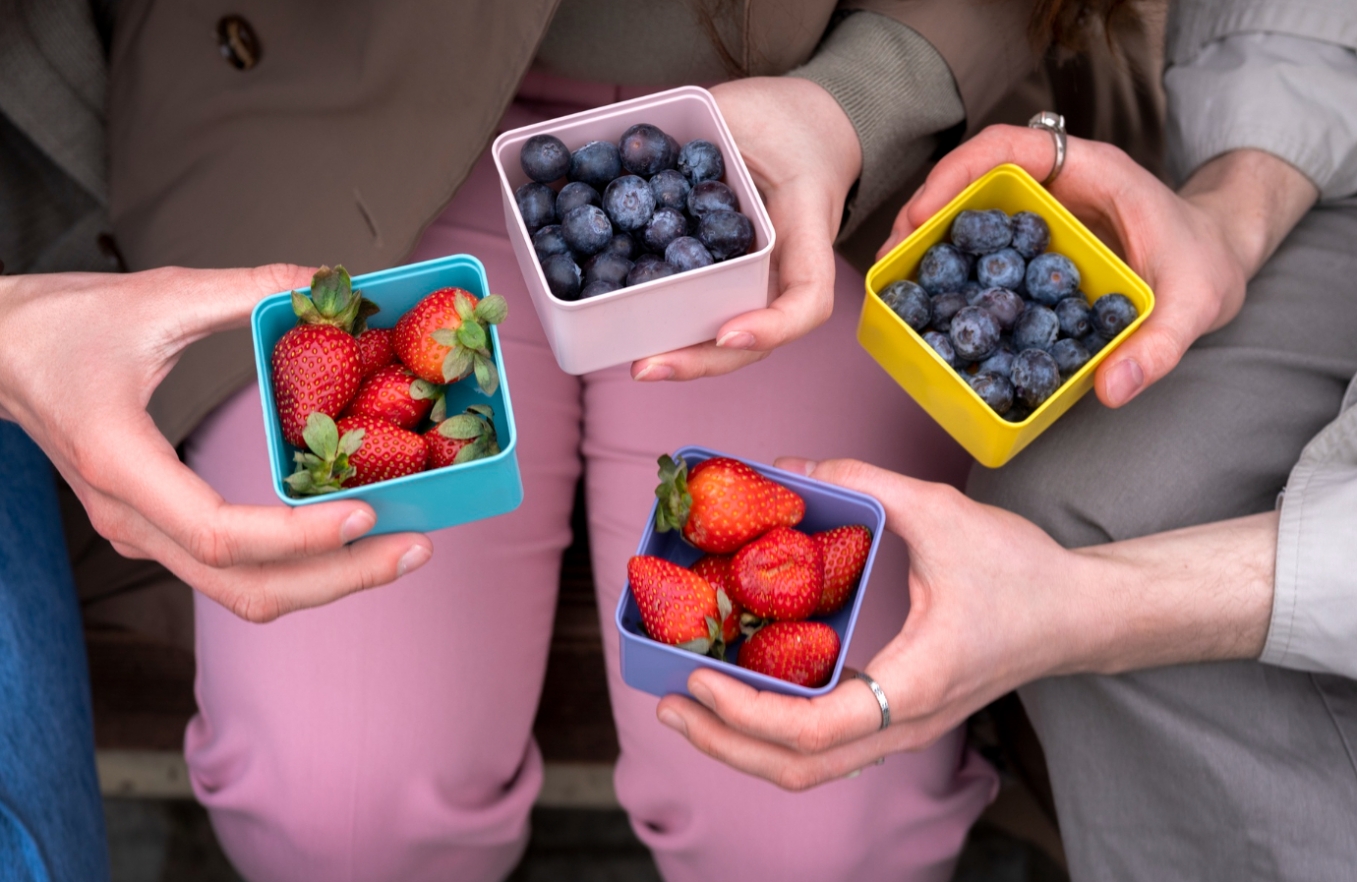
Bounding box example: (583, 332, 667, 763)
(655, 457, 1275, 790)
(877, 126, 1318, 407)
(631, 76, 862, 382)
(0, 266, 433, 622)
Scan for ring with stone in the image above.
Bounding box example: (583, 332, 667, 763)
(1027, 111, 1067, 186)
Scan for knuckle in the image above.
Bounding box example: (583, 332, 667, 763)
(774, 765, 818, 793)
(226, 588, 281, 624)
(186, 522, 240, 568)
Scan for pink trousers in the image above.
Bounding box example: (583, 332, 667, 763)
(183, 76, 997, 882)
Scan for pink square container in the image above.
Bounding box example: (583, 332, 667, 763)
(491, 86, 775, 375)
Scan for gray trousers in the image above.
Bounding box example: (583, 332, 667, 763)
(968, 196, 1357, 881)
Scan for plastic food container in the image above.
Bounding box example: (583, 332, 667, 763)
(251, 254, 523, 535)
(858, 164, 1154, 468)
(615, 446, 886, 700)
(492, 86, 775, 375)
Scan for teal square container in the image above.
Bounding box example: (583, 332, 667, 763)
(250, 254, 523, 535)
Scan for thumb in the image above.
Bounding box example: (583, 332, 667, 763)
(1093, 297, 1195, 408)
(171, 263, 320, 341)
(799, 458, 947, 547)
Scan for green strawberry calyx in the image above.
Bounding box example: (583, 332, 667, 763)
(653, 453, 692, 535)
(676, 588, 732, 660)
(436, 404, 501, 465)
(284, 412, 365, 497)
(429, 293, 508, 396)
(290, 265, 377, 334)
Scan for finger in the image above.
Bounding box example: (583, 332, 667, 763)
(147, 526, 432, 622)
(631, 341, 769, 382)
(158, 263, 318, 342)
(797, 458, 945, 542)
(1093, 302, 1197, 408)
(681, 667, 883, 754)
(84, 416, 380, 567)
(657, 694, 895, 791)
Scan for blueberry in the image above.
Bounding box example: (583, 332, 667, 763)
(972, 287, 1025, 331)
(1049, 338, 1091, 376)
(568, 140, 622, 190)
(928, 290, 969, 332)
(918, 243, 970, 296)
(1079, 330, 1109, 355)
(641, 207, 687, 254)
(515, 181, 556, 234)
(923, 331, 957, 366)
(555, 181, 601, 222)
(581, 279, 620, 299)
(618, 124, 676, 176)
(1013, 304, 1059, 351)
(560, 204, 613, 256)
(532, 225, 570, 261)
(1054, 296, 1092, 338)
(969, 371, 1014, 415)
(603, 233, 638, 260)
(520, 134, 571, 183)
(976, 247, 1026, 290)
(1091, 293, 1138, 339)
(627, 254, 678, 286)
(649, 169, 691, 211)
(1004, 403, 1033, 423)
(677, 139, 725, 184)
(665, 236, 714, 272)
(1011, 349, 1061, 408)
(541, 253, 582, 301)
(961, 280, 986, 303)
(687, 180, 739, 218)
(949, 306, 1001, 361)
(951, 209, 1012, 254)
(602, 175, 655, 233)
(697, 209, 754, 261)
(978, 342, 1016, 378)
(1025, 252, 1081, 306)
(1010, 211, 1051, 259)
(584, 252, 633, 287)
(879, 280, 931, 331)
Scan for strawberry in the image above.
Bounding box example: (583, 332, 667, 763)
(425, 404, 500, 469)
(813, 525, 872, 616)
(284, 413, 365, 497)
(271, 266, 369, 447)
(628, 555, 730, 656)
(392, 287, 508, 394)
(737, 621, 840, 687)
(654, 454, 804, 554)
(691, 554, 743, 644)
(336, 414, 428, 486)
(355, 327, 397, 377)
(730, 526, 823, 621)
(343, 364, 441, 430)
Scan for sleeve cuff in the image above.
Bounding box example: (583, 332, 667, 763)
(1263, 388, 1357, 679)
(787, 11, 964, 238)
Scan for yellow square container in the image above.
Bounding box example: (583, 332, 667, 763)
(857, 164, 1154, 468)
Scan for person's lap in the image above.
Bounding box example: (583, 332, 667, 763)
(969, 197, 1357, 879)
(183, 91, 996, 882)
(0, 420, 109, 882)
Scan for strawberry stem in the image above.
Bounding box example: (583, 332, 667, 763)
(654, 453, 691, 535)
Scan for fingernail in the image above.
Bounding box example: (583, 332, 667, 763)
(800, 460, 819, 477)
(635, 363, 674, 382)
(844, 768, 862, 779)
(689, 680, 715, 710)
(658, 708, 687, 736)
(396, 544, 431, 577)
(340, 510, 375, 543)
(716, 331, 754, 350)
(1105, 359, 1145, 407)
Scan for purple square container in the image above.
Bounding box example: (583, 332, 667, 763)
(615, 446, 887, 699)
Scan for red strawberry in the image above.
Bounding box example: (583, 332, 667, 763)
(627, 555, 726, 656)
(737, 621, 840, 687)
(654, 454, 804, 554)
(392, 287, 508, 394)
(343, 364, 440, 430)
(691, 554, 743, 644)
(425, 405, 500, 469)
(355, 327, 397, 377)
(336, 414, 428, 486)
(270, 266, 370, 447)
(813, 525, 872, 616)
(730, 526, 823, 621)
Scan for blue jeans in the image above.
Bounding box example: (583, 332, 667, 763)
(0, 420, 109, 881)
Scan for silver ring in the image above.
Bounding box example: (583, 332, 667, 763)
(848, 669, 891, 730)
(1027, 111, 1067, 186)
